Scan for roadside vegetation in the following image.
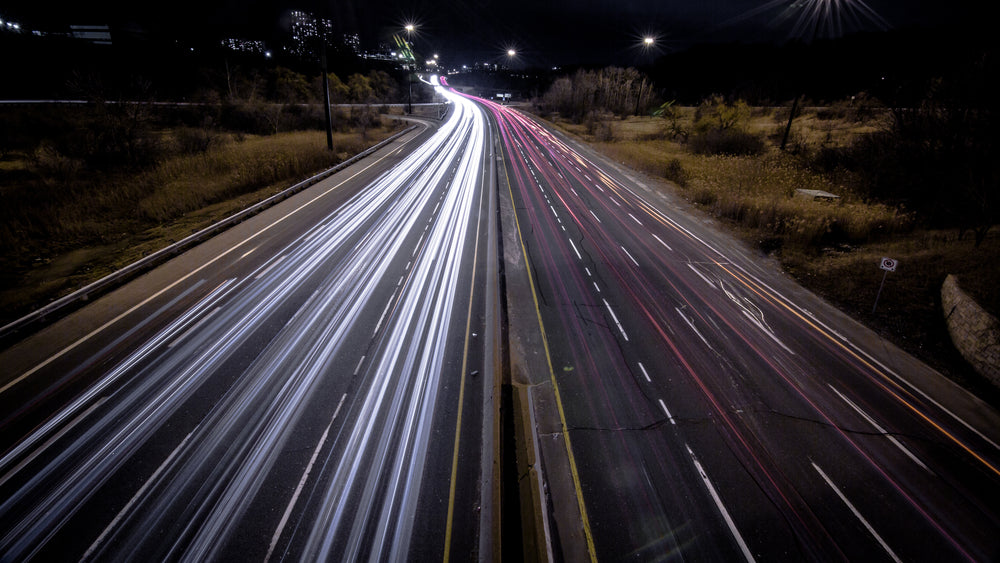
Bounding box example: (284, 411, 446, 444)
(531, 63, 999, 400)
(0, 65, 410, 326)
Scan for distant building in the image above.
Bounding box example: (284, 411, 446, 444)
(70, 25, 112, 45)
(286, 10, 333, 59)
(342, 32, 360, 55)
(221, 38, 268, 55)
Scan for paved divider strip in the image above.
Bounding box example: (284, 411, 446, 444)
(0, 125, 419, 343)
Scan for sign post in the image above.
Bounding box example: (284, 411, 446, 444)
(872, 257, 897, 314)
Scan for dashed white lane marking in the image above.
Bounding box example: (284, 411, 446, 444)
(84, 424, 197, 560)
(628, 213, 643, 226)
(638, 361, 652, 382)
(812, 462, 902, 563)
(686, 444, 756, 562)
(687, 263, 716, 289)
(621, 246, 639, 267)
(373, 298, 394, 336)
(412, 232, 425, 256)
(266, 394, 348, 562)
(568, 239, 583, 261)
(255, 254, 287, 280)
(593, 282, 601, 293)
(676, 307, 714, 351)
(353, 355, 367, 376)
(652, 234, 673, 251)
(239, 246, 258, 260)
(658, 399, 676, 425)
(827, 385, 932, 473)
(0, 397, 107, 489)
(589, 210, 602, 223)
(167, 306, 221, 348)
(740, 310, 795, 355)
(603, 299, 629, 341)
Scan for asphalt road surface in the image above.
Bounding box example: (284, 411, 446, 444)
(479, 95, 1000, 561)
(0, 86, 500, 561)
(3, 79, 1000, 563)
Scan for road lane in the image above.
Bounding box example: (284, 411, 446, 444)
(0, 86, 498, 560)
(481, 96, 1000, 561)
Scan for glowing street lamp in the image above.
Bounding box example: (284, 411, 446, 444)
(405, 24, 415, 33)
(507, 49, 516, 57)
(643, 36, 655, 47)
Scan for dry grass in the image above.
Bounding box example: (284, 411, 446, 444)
(0, 126, 400, 325)
(135, 131, 374, 222)
(541, 108, 999, 404)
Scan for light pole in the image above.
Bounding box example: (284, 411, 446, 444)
(404, 24, 416, 114)
(634, 37, 655, 116)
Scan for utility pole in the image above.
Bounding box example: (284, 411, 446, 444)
(780, 95, 801, 151)
(407, 72, 413, 115)
(320, 39, 334, 150)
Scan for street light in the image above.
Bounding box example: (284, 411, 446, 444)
(404, 24, 416, 114)
(507, 49, 516, 57)
(643, 36, 655, 47)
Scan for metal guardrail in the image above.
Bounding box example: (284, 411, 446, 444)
(0, 125, 420, 343)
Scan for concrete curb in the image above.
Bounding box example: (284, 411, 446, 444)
(0, 125, 420, 343)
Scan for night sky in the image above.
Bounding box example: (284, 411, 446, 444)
(2, 0, 984, 66)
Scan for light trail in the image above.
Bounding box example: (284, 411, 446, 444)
(0, 81, 491, 560)
(481, 95, 997, 561)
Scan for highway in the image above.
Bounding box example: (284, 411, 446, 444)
(0, 84, 499, 561)
(479, 95, 1000, 561)
(3, 75, 1000, 563)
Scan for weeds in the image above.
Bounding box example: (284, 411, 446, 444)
(538, 103, 998, 400)
(0, 125, 400, 325)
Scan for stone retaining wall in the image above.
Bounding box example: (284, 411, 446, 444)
(942, 275, 1000, 387)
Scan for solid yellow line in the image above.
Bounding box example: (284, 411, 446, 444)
(501, 128, 599, 562)
(443, 131, 488, 562)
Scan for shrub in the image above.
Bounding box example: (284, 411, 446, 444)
(693, 95, 751, 134)
(594, 121, 615, 142)
(174, 127, 215, 154)
(688, 129, 766, 156)
(664, 158, 690, 187)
